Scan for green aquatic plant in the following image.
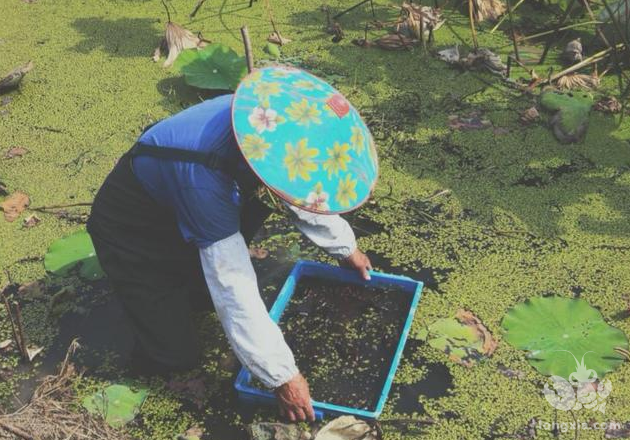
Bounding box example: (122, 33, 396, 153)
(82, 384, 148, 428)
(44, 230, 104, 280)
(502, 296, 628, 379)
(174, 44, 247, 91)
(540, 90, 593, 143)
(415, 310, 496, 367)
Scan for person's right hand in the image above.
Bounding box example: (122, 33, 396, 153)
(274, 373, 315, 422)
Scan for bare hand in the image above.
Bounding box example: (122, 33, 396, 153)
(275, 373, 315, 422)
(342, 249, 373, 280)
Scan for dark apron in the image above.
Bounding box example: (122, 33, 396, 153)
(87, 141, 272, 372)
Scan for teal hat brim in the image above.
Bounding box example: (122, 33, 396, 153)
(231, 66, 378, 215)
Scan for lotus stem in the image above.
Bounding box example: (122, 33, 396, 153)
(161, 0, 172, 23)
(538, 0, 577, 65)
(189, 0, 207, 18)
(468, 0, 478, 49)
(240, 26, 254, 74)
(506, 0, 521, 62)
(12, 301, 29, 361)
(490, 0, 526, 33)
(518, 21, 603, 42)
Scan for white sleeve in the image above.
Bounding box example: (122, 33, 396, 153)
(199, 232, 298, 389)
(285, 203, 357, 259)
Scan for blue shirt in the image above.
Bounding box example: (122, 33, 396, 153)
(133, 94, 244, 248)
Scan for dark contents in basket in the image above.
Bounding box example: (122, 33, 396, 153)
(279, 275, 412, 410)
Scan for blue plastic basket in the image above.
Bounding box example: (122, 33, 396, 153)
(234, 260, 424, 420)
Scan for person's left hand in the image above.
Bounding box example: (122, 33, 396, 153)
(341, 249, 373, 280)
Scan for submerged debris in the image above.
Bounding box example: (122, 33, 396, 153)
(448, 111, 492, 131)
(154, 22, 209, 68)
(248, 422, 311, 440)
(520, 106, 540, 124)
(437, 45, 460, 63)
(3, 146, 28, 159)
(562, 38, 583, 64)
(437, 46, 506, 76)
(353, 33, 417, 50)
(0, 340, 131, 439)
(594, 96, 622, 113)
(605, 422, 630, 438)
(0, 61, 33, 93)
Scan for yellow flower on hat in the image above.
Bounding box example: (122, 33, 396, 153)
(242, 70, 263, 88)
(253, 81, 282, 107)
(241, 134, 271, 161)
(350, 126, 365, 154)
(285, 99, 322, 126)
(284, 138, 319, 181)
(336, 174, 358, 208)
(293, 79, 321, 91)
(323, 142, 351, 179)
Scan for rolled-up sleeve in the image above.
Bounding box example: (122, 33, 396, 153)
(285, 204, 357, 259)
(199, 232, 298, 388)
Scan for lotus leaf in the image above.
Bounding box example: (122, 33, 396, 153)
(44, 230, 105, 280)
(540, 90, 593, 143)
(174, 43, 247, 91)
(264, 42, 281, 59)
(502, 296, 628, 379)
(416, 310, 496, 366)
(82, 384, 148, 428)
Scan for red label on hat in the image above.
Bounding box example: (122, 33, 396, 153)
(326, 94, 350, 118)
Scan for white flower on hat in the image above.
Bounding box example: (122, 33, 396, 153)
(248, 106, 278, 134)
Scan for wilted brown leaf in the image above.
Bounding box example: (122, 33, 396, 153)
(0, 340, 12, 350)
(23, 213, 40, 228)
(473, 0, 506, 22)
(448, 112, 492, 131)
(4, 146, 28, 159)
(0, 61, 34, 93)
(455, 309, 498, 356)
(156, 22, 208, 68)
(1, 191, 30, 222)
(26, 345, 43, 361)
(375, 33, 416, 50)
(268, 31, 291, 46)
(167, 377, 206, 409)
(249, 247, 269, 259)
(556, 73, 600, 90)
(520, 106, 540, 124)
(594, 96, 622, 114)
(562, 38, 583, 64)
(18, 280, 44, 299)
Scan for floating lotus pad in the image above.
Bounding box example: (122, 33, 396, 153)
(502, 296, 628, 379)
(540, 90, 593, 143)
(174, 44, 247, 91)
(82, 384, 148, 428)
(44, 230, 104, 280)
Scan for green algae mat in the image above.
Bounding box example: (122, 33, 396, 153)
(2, 0, 630, 438)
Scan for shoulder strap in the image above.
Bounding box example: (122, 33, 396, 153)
(129, 142, 233, 170)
